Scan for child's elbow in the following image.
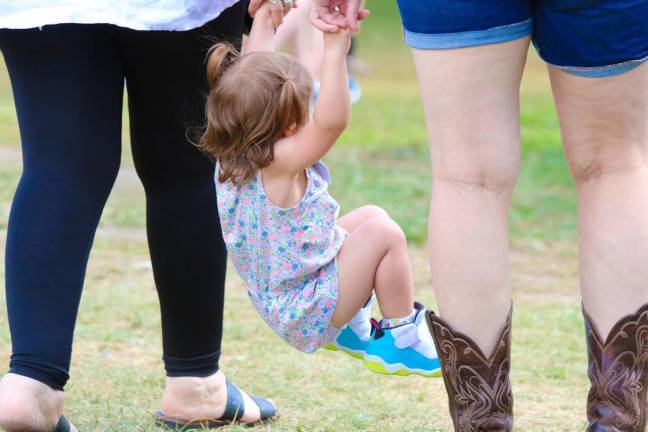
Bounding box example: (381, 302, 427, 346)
(318, 118, 349, 135)
(332, 118, 349, 133)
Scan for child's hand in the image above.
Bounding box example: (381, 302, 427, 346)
(323, 28, 352, 57)
(246, 0, 276, 53)
(249, 0, 296, 28)
(254, 1, 272, 22)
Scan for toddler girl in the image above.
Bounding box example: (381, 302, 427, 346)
(201, 5, 440, 377)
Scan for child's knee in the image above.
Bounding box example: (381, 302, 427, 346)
(368, 216, 406, 246)
(362, 204, 390, 220)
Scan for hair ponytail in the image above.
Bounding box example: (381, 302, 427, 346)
(206, 43, 239, 89)
(276, 74, 309, 132)
(201, 51, 312, 186)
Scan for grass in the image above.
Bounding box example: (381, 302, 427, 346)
(0, 2, 590, 431)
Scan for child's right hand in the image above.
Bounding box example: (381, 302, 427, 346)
(323, 28, 352, 57)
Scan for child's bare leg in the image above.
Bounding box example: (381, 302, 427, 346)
(332, 214, 414, 328)
(337, 205, 389, 232)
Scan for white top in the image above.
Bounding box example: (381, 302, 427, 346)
(0, 0, 241, 31)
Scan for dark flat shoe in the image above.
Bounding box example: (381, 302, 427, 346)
(53, 416, 77, 432)
(154, 379, 277, 430)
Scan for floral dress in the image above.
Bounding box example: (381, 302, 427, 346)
(215, 161, 347, 353)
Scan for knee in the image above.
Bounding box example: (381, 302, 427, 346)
(434, 150, 520, 196)
(360, 205, 390, 221)
(25, 153, 120, 199)
(566, 147, 646, 185)
(135, 151, 213, 194)
(567, 158, 604, 184)
(87, 158, 121, 196)
(366, 216, 407, 247)
(435, 168, 519, 196)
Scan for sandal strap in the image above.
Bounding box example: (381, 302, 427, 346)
(53, 416, 71, 432)
(153, 380, 276, 427)
(221, 379, 245, 422)
(250, 395, 277, 420)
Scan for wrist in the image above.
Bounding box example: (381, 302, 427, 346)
(324, 47, 348, 61)
(255, 3, 272, 19)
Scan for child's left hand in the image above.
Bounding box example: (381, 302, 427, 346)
(323, 27, 352, 57)
(249, 0, 297, 28)
(246, 0, 285, 52)
(254, 1, 271, 21)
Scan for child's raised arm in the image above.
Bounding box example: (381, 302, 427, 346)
(246, 3, 276, 53)
(312, 30, 351, 136)
(272, 29, 351, 174)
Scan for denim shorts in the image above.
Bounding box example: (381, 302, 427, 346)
(396, 0, 648, 78)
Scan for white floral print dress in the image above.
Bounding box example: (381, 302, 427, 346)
(215, 161, 346, 353)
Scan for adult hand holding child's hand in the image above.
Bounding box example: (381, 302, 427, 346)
(248, 0, 296, 28)
(311, 0, 369, 33)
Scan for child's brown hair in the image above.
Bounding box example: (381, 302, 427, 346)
(200, 43, 312, 185)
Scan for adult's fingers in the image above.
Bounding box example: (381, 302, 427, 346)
(269, 0, 285, 27)
(248, 0, 263, 16)
(357, 8, 370, 22)
(310, 6, 344, 32)
(341, 0, 361, 31)
(310, 15, 340, 32)
(282, 0, 293, 17)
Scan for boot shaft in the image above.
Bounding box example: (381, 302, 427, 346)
(426, 308, 513, 432)
(584, 304, 648, 432)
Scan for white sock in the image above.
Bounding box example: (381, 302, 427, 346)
(347, 294, 375, 342)
(382, 308, 417, 329)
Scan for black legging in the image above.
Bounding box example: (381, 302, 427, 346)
(0, 2, 247, 391)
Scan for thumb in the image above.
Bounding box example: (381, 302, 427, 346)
(342, 0, 361, 32)
(356, 8, 370, 22)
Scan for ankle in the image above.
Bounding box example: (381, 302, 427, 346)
(161, 371, 227, 418)
(0, 373, 64, 432)
(382, 307, 416, 328)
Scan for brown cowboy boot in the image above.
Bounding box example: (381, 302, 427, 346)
(426, 308, 513, 432)
(584, 304, 648, 432)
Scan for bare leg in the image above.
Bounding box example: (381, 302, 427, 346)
(337, 204, 389, 232)
(411, 37, 529, 355)
(549, 64, 648, 339)
(332, 213, 415, 328)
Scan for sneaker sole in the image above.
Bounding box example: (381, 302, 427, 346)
(323, 343, 365, 360)
(363, 355, 442, 378)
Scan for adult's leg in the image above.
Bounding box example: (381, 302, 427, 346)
(551, 64, 648, 336)
(0, 25, 124, 431)
(550, 62, 648, 432)
(119, 2, 271, 423)
(550, 65, 648, 338)
(412, 37, 528, 355)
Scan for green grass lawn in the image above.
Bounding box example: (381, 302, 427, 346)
(0, 2, 590, 431)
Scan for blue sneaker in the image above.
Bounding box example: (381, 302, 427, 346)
(324, 295, 374, 359)
(348, 76, 362, 104)
(363, 302, 441, 377)
(311, 78, 362, 105)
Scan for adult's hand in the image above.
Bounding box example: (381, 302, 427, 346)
(310, 0, 369, 33)
(248, 0, 295, 28)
